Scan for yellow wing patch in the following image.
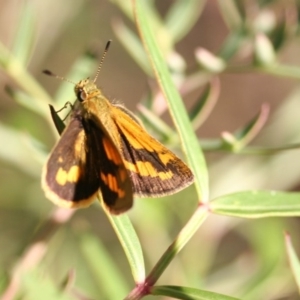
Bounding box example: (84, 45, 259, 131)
(55, 166, 82, 185)
(124, 160, 173, 180)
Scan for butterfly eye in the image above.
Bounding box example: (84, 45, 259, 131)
(77, 89, 87, 102)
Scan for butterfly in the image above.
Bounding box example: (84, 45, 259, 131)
(42, 41, 194, 214)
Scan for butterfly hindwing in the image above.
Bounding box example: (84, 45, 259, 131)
(87, 118, 133, 213)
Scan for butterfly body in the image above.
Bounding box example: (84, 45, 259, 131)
(42, 78, 194, 214)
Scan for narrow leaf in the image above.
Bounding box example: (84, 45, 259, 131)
(0, 42, 53, 111)
(12, 2, 35, 64)
(112, 18, 152, 75)
(211, 190, 300, 218)
(21, 269, 73, 300)
(221, 104, 270, 152)
(165, 0, 206, 42)
(105, 212, 145, 284)
(217, 0, 244, 29)
(190, 78, 220, 130)
(151, 285, 240, 300)
(79, 233, 129, 299)
(137, 104, 175, 141)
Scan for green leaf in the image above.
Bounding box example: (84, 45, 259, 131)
(234, 104, 269, 145)
(211, 190, 300, 218)
(217, 0, 244, 29)
(79, 233, 129, 299)
(137, 104, 176, 142)
(0, 122, 43, 175)
(151, 285, 240, 300)
(105, 212, 145, 283)
(189, 78, 220, 130)
(218, 29, 248, 60)
(21, 269, 73, 300)
(165, 0, 206, 42)
(110, 0, 135, 20)
(112, 19, 152, 75)
(240, 219, 286, 299)
(221, 104, 270, 152)
(0, 43, 52, 112)
(137, 0, 174, 53)
(5, 86, 49, 118)
(285, 232, 300, 293)
(269, 20, 286, 50)
(12, 2, 35, 65)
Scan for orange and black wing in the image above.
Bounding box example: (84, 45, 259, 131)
(112, 106, 194, 197)
(88, 119, 133, 214)
(42, 110, 133, 214)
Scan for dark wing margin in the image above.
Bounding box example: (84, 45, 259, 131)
(116, 126, 194, 197)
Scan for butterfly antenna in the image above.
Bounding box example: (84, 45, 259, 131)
(93, 40, 112, 83)
(43, 70, 76, 85)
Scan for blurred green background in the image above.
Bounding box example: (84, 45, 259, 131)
(1, 0, 300, 299)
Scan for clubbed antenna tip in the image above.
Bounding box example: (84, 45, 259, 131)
(42, 69, 76, 85)
(43, 70, 55, 76)
(93, 40, 112, 83)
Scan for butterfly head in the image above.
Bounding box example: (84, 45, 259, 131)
(75, 79, 101, 102)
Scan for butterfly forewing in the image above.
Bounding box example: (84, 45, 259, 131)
(111, 105, 194, 197)
(42, 112, 99, 207)
(42, 107, 133, 213)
